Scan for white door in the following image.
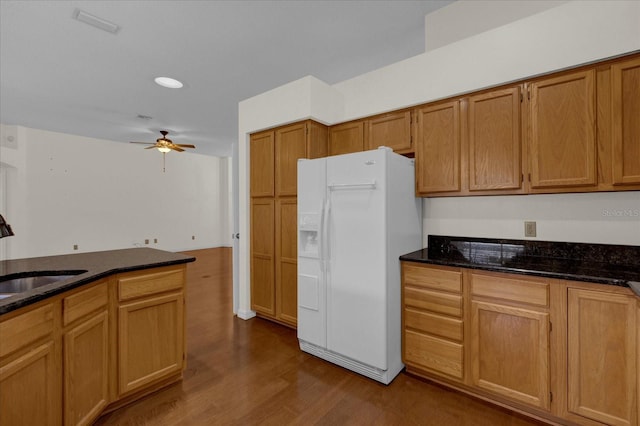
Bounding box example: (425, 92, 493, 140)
(326, 150, 388, 370)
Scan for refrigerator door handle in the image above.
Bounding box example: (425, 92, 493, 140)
(322, 196, 331, 269)
(328, 180, 376, 191)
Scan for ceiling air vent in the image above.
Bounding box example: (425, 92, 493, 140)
(72, 9, 120, 34)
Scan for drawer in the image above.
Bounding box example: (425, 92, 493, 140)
(404, 287, 463, 317)
(404, 329, 463, 380)
(405, 307, 463, 341)
(471, 272, 549, 307)
(403, 263, 462, 293)
(63, 280, 108, 326)
(0, 304, 54, 357)
(118, 266, 184, 301)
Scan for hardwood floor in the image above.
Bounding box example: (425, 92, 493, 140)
(95, 247, 544, 425)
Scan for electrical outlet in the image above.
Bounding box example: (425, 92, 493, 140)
(524, 221, 537, 237)
(154, 238, 158, 244)
(144, 239, 149, 244)
(192, 235, 195, 240)
(73, 244, 78, 250)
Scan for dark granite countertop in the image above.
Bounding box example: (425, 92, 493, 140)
(400, 236, 640, 297)
(0, 248, 195, 315)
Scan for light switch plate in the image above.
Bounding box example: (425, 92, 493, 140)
(524, 221, 537, 237)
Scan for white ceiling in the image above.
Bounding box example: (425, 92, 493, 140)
(0, 0, 454, 157)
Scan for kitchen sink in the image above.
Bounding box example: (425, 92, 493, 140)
(0, 271, 87, 298)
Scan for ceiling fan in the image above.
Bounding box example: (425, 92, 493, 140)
(130, 130, 195, 153)
(130, 130, 195, 172)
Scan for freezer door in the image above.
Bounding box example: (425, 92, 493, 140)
(326, 150, 388, 370)
(297, 158, 326, 348)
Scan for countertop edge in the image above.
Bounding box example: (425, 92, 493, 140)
(0, 249, 195, 315)
(399, 255, 632, 288)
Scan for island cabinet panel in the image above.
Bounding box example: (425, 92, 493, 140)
(116, 266, 186, 397)
(64, 311, 109, 426)
(365, 110, 413, 154)
(118, 292, 184, 395)
(529, 70, 597, 190)
(63, 280, 109, 426)
(250, 130, 275, 197)
(328, 121, 364, 156)
(612, 56, 640, 185)
(415, 100, 461, 194)
(0, 341, 59, 426)
(567, 288, 636, 426)
(467, 86, 523, 192)
(0, 300, 61, 426)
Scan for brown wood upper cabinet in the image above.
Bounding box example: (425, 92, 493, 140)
(250, 130, 275, 197)
(328, 121, 364, 156)
(611, 56, 640, 185)
(468, 86, 523, 192)
(415, 100, 461, 194)
(529, 70, 597, 189)
(366, 110, 413, 154)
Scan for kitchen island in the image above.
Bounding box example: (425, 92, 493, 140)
(0, 248, 195, 426)
(400, 235, 640, 426)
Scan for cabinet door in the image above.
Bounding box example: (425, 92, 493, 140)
(275, 198, 298, 326)
(250, 131, 275, 197)
(612, 57, 640, 185)
(64, 311, 109, 426)
(416, 100, 461, 194)
(251, 198, 275, 316)
(329, 121, 364, 156)
(275, 122, 307, 197)
(470, 301, 550, 410)
(366, 110, 412, 153)
(468, 87, 522, 191)
(0, 342, 59, 426)
(529, 70, 596, 189)
(307, 120, 328, 159)
(118, 292, 184, 395)
(567, 288, 636, 426)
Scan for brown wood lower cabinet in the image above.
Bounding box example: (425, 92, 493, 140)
(63, 281, 110, 426)
(0, 302, 61, 426)
(0, 264, 187, 426)
(116, 266, 186, 396)
(566, 287, 636, 426)
(401, 261, 639, 426)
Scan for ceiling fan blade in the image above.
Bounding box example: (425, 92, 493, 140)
(144, 145, 159, 149)
(175, 144, 196, 148)
(170, 145, 185, 152)
(130, 141, 155, 145)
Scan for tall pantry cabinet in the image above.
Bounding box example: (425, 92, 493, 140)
(250, 120, 327, 327)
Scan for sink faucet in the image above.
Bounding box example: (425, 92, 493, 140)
(0, 214, 14, 238)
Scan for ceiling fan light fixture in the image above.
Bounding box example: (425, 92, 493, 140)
(154, 77, 183, 89)
(157, 147, 171, 153)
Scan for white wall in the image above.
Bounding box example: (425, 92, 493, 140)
(424, 1, 569, 52)
(237, 0, 640, 318)
(0, 124, 231, 260)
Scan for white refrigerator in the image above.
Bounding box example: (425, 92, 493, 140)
(297, 147, 422, 385)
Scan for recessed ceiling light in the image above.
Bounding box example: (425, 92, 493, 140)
(154, 77, 184, 89)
